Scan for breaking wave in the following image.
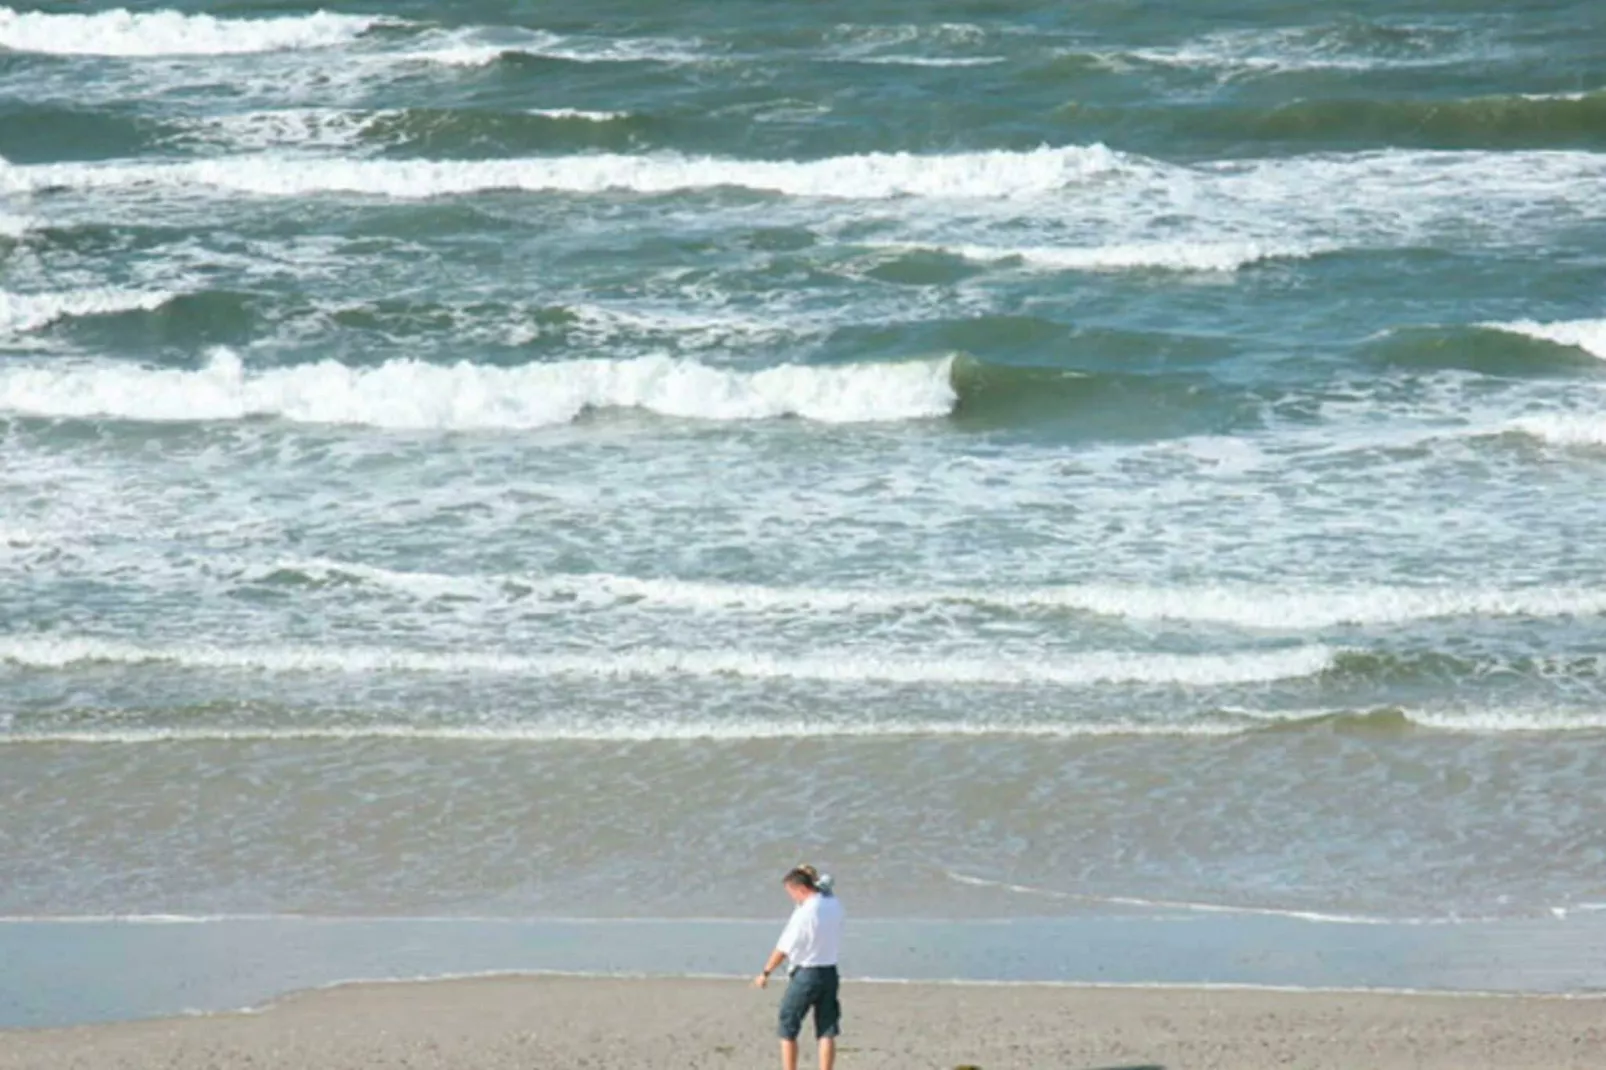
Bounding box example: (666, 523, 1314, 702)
(0, 288, 175, 336)
(1124, 21, 1494, 77)
(275, 560, 1606, 630)
(1483, 319, 1606, 360)
(1059, 90, 1606, 153)
(1507, 414, 1606, 448)
(1478, 321, 1606, 445)
(0, 349, 957, 429)
(8, 704, 1606, 748)
(1365, 323, 1606, 376)
(0, 636, 1334, 687)
(528, 109, 631, 122)
(874, 239, 1325, 273)
(0, 144, 1129, 200)
(0, 722, 1243, 745)
(0, 7, 384, 57)
(1218, 91, 1606, 149)
(401, 31, 707, 68)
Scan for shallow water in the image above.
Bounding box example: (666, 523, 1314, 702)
(7, 912, 1606, 1027)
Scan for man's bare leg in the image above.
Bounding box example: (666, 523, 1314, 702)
(780, 1039, 799, 1070)
(819, 1036, 836, 1070)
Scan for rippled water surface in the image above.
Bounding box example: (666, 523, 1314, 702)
(2, 0, 1605, 924)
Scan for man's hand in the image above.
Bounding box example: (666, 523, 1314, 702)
(756, 948, 786, 988)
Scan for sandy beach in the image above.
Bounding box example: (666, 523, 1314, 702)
(2, 975, 1600, 1070)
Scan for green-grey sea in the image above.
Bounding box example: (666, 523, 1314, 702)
(3, 1, 1606, 931)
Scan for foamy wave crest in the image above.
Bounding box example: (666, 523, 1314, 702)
(1521, 90, 1598, 103)
(0, 720, 1248, 746)
(529, 108, 630, 122)
(186, 109, 395, 152)
(399, 26, 706, 67)
(282, 564, 1606, 630)
(395, 29, 562, 68)
(0, 350, 957, 428)
(400, 43, 511, 68)
(1, 145, 1127, 200)
(980, 583, 1606, 629)
(1406, 708, 1606, 733)
(0, 288, 175, 336)
(1126, 23, 1475, 76)
(1129, 41, 1372, 74)
(944, 870, 1440, 925)
(1484, 318, 1606, 359)
(0, 636, 1333, 687)
(850, 55, 1006, 68)
(0, 7, 383, 56)
(885, 240, 1322, 273)
(1508, 414, 1606, 448)
(9, 705, 1604, 747)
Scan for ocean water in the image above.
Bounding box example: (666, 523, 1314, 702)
(2, 0, 1606, 932)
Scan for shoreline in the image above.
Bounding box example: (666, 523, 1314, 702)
(5, 912, 1606, 1032)
(229, 969, 1606, 1010)
(4, 974, 1602, 1070)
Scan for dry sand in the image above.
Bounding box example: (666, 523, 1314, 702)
(1, 975, 1601, 1070)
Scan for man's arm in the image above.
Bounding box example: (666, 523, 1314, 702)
(752, 947, 787, 988)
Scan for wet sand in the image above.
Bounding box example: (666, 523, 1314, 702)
(1, 975, 1601, 1070)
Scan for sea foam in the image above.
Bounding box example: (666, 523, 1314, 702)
(0, 289, 176, 336)
(528, 109, 631, 122)
(0, 350, 958, 428)
(879, 239, 1323, 273)
(1484, 318, 1606, 359)
(272, 563, 1606, 629)
(0, 7, 383, 56)
(0, 145, 1127, 201)
(403, 31, 705, 68)
(0, 721, 1246, 746)
(0, 636, 1334, 687)
(1508, 414, 1606, 448)
(1126, 23, 1480, 76)
(185, 109, 393, 153)
(8, 704, 1606, 748)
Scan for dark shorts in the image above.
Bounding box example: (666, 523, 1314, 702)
(777, 965, 841, 1040)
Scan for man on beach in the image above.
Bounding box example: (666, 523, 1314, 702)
(754, 865, 844, 1070)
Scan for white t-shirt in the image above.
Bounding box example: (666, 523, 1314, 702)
(776, 892, 844, 968)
